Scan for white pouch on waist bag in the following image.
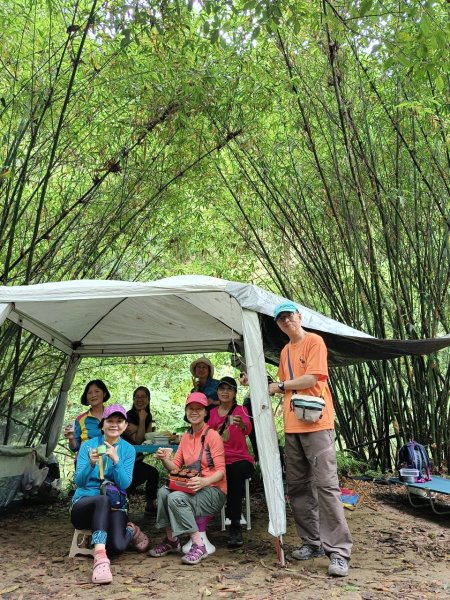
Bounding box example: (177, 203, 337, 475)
(291, 395, 326, 423)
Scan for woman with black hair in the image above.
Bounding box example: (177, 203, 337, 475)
(209, 376, 254, 548)
(148, 392, 226, 565)
(70, 404, 149, 584)
(123, 386, 159, 514)
(64, 379, 110, 453)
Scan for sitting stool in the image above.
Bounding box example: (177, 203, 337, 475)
(182, 515, 216, 555)
(69, 528, 95, 558)
(221, 478, 251, 531)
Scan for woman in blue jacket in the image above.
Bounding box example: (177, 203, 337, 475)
(70, 404, 149, 584)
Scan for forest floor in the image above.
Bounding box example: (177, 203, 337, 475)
(0, 478, 449, 600)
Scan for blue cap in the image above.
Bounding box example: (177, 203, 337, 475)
(274, 301, 299, 320)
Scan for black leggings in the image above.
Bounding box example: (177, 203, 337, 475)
(225, 460, 254, 524)
(128, 460, 159, 502)
(71, 495, 129, 555)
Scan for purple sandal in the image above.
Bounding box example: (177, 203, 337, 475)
(148, 537, 181, 557)
(181, 543, 208, 565)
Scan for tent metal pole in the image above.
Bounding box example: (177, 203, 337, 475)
(276, 535, 286, 566)
(44, 353, 81, 455)
(0, 303, 12, 326)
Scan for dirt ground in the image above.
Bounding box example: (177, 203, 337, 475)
(0, 479, 449, 600)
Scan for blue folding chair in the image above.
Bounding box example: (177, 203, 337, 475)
(388, 475, 450, 515)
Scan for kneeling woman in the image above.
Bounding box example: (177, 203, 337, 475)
(70, 404, 149, 584)
(149, 392, 227, 565)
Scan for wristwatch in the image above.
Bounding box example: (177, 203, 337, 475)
(278, 381, 285, 391)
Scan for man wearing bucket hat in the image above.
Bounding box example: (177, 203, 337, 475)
(190, 356, 220, 408)
(268, 301, 352, 577)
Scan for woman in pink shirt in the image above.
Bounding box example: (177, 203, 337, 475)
(209, 376, 254, 548)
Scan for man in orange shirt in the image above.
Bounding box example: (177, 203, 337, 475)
(268, 301, 352, 577)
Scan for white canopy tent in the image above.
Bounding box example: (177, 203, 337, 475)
(1, 275, 449, 560)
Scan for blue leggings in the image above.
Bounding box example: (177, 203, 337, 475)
(71, 495, 130, 555)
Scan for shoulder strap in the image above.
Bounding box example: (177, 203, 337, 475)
(287, 349, 297, 395)
(218, 403, 238, 436)
(287, 349, 294, 380)
(200, 426, 210, 447)
(195, 427, 210, 475)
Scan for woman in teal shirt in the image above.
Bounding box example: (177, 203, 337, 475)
(71, 404, 149, 584)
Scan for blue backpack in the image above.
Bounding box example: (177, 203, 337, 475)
(398, 441, 432, 482)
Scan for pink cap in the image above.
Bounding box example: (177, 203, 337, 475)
(185, 392, 208, 408)
(101, 403, 128, 420)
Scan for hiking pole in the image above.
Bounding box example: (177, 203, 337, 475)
(97, 444, 106, 480)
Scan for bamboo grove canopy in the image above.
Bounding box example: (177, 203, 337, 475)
(1, 275, 449, 547)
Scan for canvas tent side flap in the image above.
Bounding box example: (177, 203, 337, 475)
(242, 308, 286, 538)
(226, 282, 450, 366)
(0, 445, 47, 509)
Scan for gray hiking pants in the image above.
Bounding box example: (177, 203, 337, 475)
(156, 484, 226, 538)
(285, 430, 353, 560)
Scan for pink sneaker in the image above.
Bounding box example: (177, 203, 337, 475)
(181, 543, 208, 565)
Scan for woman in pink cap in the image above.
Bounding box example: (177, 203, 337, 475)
(148, 392, 227, 565)
(70, 404, 150, 584)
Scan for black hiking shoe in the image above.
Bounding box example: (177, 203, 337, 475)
(228, 525, 243, 548)
(292, 544, 325, 560)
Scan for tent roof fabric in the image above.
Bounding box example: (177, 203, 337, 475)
(0, 275, 449, 365)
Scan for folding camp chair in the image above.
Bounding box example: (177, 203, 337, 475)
(388, 475, 450, 515)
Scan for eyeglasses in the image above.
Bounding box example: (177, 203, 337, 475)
(276, 313, 296, 323)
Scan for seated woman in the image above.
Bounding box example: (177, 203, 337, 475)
(190, 356, 220, 408)
(208, 376, 254, 548)
(64, 379, 110, 453)
(70, 404, 149, 584)
(148, 392, 227, 565)
(123, 386, 159, 514)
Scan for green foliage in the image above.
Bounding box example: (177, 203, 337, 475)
(0, 0, 448, 470)
(336, 450, 367, 476)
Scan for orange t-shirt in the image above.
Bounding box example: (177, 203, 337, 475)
(173, 423, 227, 495)
(278, 332, 335, 433)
